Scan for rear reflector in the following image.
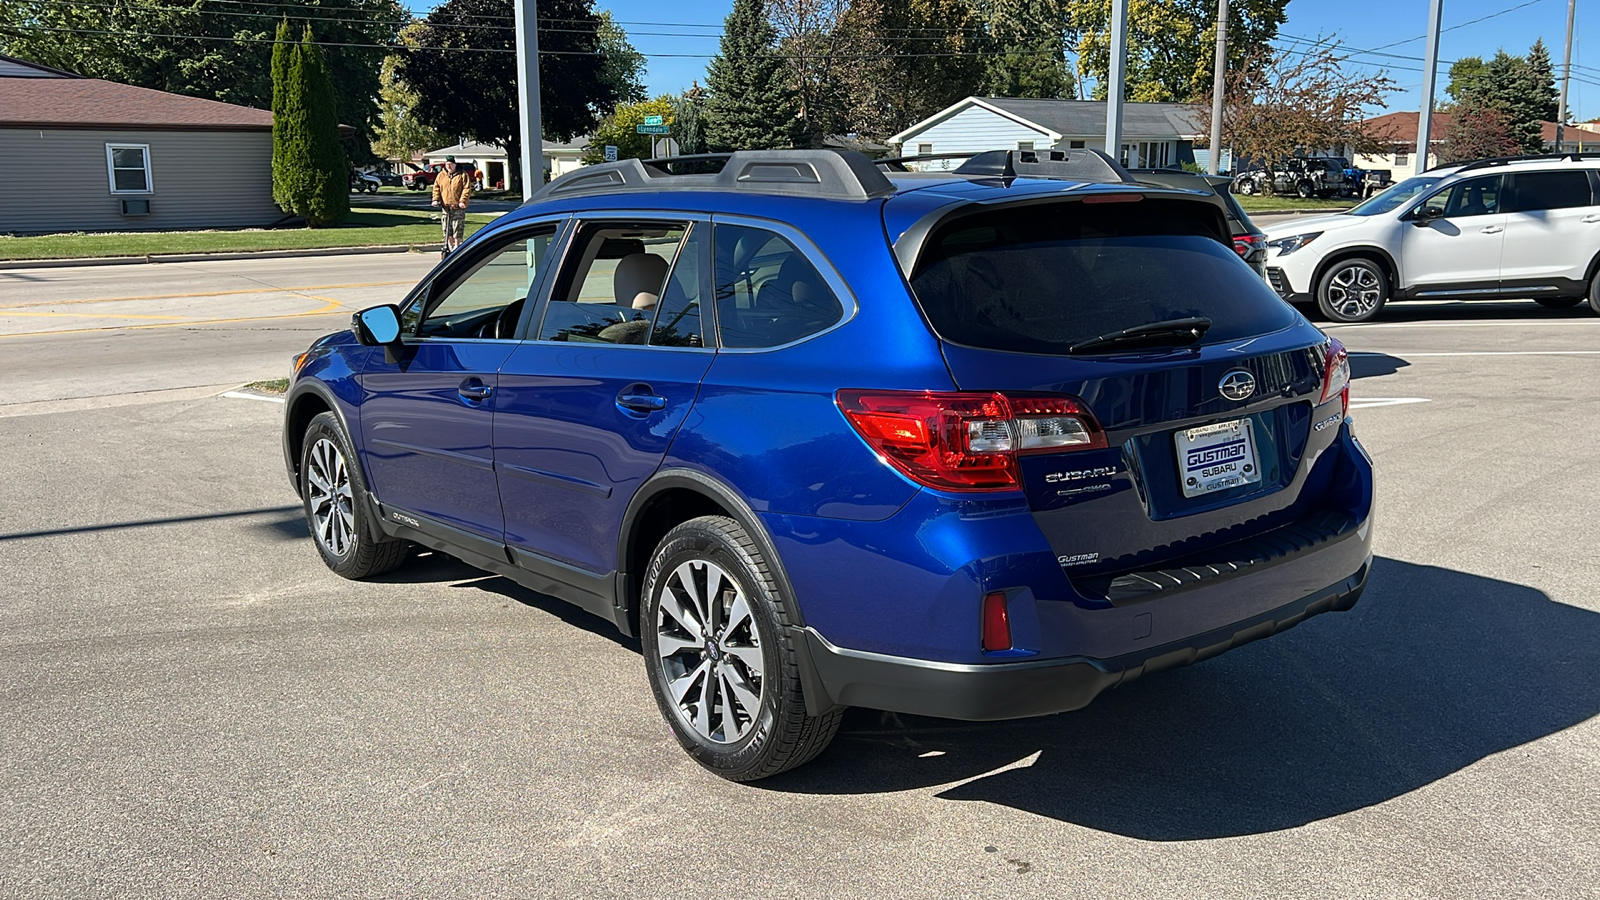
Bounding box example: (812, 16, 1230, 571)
(981, 591, 1012, 651)
(837, 390, 1107, 492)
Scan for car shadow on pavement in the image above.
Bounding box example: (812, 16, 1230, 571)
(1349, 351, 1409, 379)
(757, 557, 1600, 840)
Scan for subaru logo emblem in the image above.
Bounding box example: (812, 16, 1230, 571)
(1218, 369, 1256, 401)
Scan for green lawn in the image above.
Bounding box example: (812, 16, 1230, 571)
(1233, 194, 1358, 213)
(0, 206, 496, 262)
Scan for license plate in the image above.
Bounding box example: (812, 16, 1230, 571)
(1175, 418, 1262, 498)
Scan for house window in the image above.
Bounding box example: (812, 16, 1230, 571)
(916, 142, 932, 155)
(1017, 140, 1034, 152)
(106, 144, 152, 194)
(1069, 140, 1086, 149)
(1395, 151, 1409, 167)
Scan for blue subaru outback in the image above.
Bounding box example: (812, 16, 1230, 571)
(283, 149, 1374, 781)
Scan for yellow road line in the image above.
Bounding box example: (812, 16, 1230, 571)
(3, 311, 186, 320)
(0, 297, 347, 339)
(0, 280, 412, 310)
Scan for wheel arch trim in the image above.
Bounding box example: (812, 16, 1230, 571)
(1313, 246, 1399, 296)
(618, 468, 806, 634)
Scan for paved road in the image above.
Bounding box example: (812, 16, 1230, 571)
(1, 259, 1598, 897)
(0, 254, 438, 409)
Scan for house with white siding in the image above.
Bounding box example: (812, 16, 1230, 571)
(0, 53, 282, 234)
(891, 96, 1222, 170)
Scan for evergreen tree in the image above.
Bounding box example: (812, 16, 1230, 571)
(271, 18, 293, 210)
(1461, 48, 1552, 155)
(705, 0, 799, 151)
(1525, 38, 1560, 123)
(275, 27, 348, 227)
(301, 27, 349, 227)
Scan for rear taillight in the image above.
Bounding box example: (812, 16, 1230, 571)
(1232, 233, 1264, 259)
(1320, 337, 1351, 415)
(836, 390, 1107, 492)
(981, 591, 1012, 651)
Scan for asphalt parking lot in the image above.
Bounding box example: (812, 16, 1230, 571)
(1, 256, 1598, 898)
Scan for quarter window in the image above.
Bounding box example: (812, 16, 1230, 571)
(1505, 171, 1594, 213)
(409, 224, 559, 339)
(106, 144, 151, 193)
(713, 224, 843, 349)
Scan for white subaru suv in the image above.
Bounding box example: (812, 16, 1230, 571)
(1262, 155, 1600, 322)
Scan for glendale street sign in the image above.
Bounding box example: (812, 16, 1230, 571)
(636, 124, 670, 135)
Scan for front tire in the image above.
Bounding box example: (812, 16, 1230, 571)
(1317, 258, 1390, 323)
(641, 515, 842, 781)
(1589, 270, 1600, 315)
(1238, 179, 1257, 195)
(300, 412, 407, 579)
(1297, 181, 1314, 199)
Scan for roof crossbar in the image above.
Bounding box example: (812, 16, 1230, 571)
(528, 149, 895, 203)
(954, 148, 1136, 184)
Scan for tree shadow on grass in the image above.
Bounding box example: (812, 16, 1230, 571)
(755, 557, 1600, 840)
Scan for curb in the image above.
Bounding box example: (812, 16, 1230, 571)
(0, 243, 444, 271)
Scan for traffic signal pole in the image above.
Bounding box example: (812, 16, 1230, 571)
(1104, 0, 1128, 163)
(1415, 0, 1444, 176)
(514, 0, 544, 199)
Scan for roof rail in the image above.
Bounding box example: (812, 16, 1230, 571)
(527, 149, 895, 203)
(954, 148, 1136, 184)
(1440, 152, 1589, 174)
(873, 152, 982, 172)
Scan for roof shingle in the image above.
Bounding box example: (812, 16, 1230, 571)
(0, 76, 272, 131)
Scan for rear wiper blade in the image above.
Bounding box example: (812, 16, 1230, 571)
(1067, 316, 1213, 355)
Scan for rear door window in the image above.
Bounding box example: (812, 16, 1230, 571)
(1505, 171, 1594, 212)
(907, 199, 1296, 355)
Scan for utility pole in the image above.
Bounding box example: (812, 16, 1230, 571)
(1104, 0, 1128, 164)
(513, 0, 543, 199)
(1415, 0, 1444, 176)
(1556, 0, 1576, 150)
(1208, 0, 1229, 174)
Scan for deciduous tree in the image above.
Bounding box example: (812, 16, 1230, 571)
(401, 0, 628, 190)
(582, 96, 677, 164)
(372, 51, 449, 165)
(1439, 101, 1520, 164)
(1195, 39, 1396, 187)
(1070, 0, 1290, 102)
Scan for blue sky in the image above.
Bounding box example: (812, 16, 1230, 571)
(426, 0, 1600, 122)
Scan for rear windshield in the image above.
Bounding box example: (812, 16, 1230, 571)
(908, 199, 1297, 355)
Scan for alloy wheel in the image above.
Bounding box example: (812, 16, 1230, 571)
(1326, 264, 1383, 319)
(306, 437, 356, 558)
(654, 559, 765, 744)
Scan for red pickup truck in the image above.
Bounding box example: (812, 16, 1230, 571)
(401, 162, 479, 191)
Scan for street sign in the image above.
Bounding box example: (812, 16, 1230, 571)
(642, 115, 664, 126)
(635, 124, 670, 135)
(604, 145, 618, 162)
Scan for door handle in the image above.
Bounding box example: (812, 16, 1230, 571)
(1478, 225, 1503, 234)
(616, 384, 666, 414)
(1582, 215, 1600, 223)
(458, 377, 493, 401)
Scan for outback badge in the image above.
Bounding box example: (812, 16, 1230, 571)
(1218, 369, 1257, 402)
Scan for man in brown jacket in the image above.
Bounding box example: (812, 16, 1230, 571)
(431, 155, 474, 256)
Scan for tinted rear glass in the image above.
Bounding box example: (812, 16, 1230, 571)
(1506, 170, 1594, 212)
(908, 200, 1297, 355)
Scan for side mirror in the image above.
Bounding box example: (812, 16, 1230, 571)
(1409, 205, 1445, 225)
(352, 304, 403, 346)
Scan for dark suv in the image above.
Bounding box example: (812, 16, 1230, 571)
(284, 149, 1374, 781)
(1235, 157, 1353, 199)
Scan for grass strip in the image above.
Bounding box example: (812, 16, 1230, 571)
(0, 207, 496, 261)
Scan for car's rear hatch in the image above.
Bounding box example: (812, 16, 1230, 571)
(891, 188, 1349, 600)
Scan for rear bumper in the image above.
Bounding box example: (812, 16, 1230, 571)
(795, 559, 1369, 720)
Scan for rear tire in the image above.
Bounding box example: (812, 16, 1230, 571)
(1297, 181, 1314, 199)
(1317, 258, 1390, 323)
(1238, 179, 1257, 195)
(641, 515, 842, 781)
(1590, 270, 1600, 315)
(300, 412, 407, 579)
(1534, 296, 1583, 309)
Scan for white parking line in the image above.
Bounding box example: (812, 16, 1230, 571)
(1326, 319, 1600, 330)
(220, 391, 287, 405)
(1353, 350, 1600, 357)
(1348, 397, 1430, 409)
